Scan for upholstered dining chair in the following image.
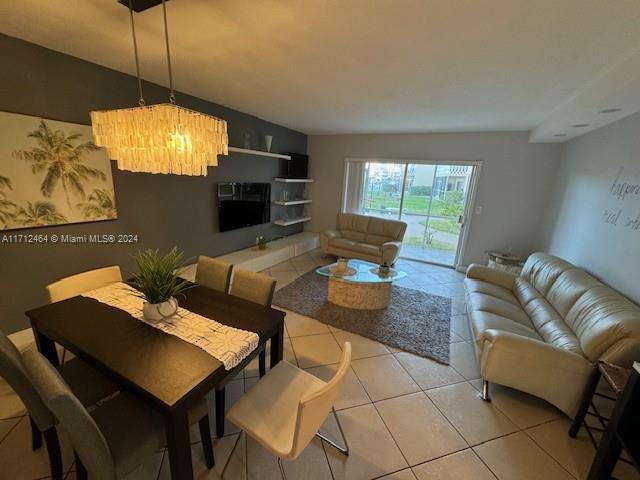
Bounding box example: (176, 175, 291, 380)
(0, 329, 119, 480)
(204, 268, 279, 439)
(46, 266, 123, 303)
(225, 342, 352, 479)
(230, 268, 277, 377)
(195, 256, 233, 293)
(22, 347, 215, 480)
(46, 266, 123, 368)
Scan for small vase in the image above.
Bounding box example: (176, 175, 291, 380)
(336, 258, 348, 273)
(264, 135, 273, 152)
(143, 297, 178, 321)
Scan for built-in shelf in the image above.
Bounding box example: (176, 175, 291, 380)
(273, 199, 313, 206)
(273, 216, 312, 226)
(228, 146, 291, 160)
(274, 177, 314, 183)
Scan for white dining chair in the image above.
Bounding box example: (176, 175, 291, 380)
(46, 266, 123, 302)
(225, 342, 352, 479)
(195, 256, 233, 293)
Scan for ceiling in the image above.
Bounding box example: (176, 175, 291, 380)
(2, 0, 640, 142)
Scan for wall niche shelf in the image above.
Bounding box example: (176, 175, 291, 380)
(273, 199, 312, 206)
(273, 216, 312, 227)
(274, 177, 314, 183)
(228, 146, 291, 160)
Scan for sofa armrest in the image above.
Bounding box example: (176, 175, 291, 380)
(480, 329, 591, 374)
(381, 241, 402, 265)
(320, 230, 341, 252)
(478, 329, 593, 416)
(466, 264, 517, 290)
(322, 229, 341, 241)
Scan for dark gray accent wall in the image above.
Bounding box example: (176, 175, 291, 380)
(0, 34, 307, 333)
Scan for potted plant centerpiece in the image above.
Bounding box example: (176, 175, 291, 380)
(129, 247, 191, 321)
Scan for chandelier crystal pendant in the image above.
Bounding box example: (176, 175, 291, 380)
(90, 0, 228, 176)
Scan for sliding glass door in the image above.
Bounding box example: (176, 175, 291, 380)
(343, 160, 475, 267)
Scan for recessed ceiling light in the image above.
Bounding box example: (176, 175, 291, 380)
(571, 124, 590, 128)
(553, 134, 567, 137)
(599, 108, 622, 114)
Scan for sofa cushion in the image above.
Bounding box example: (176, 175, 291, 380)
(470, 310, 542, 342)
(337, 213, 369, 242)
(365, 217, 406, 245)
(521, 252, 574, 296)
(513, 277, 540, 308)
(330, 238, 381, 257)
(350, 242, 382, 257)
(467, 292, 533, 328)
(524, 298, 582, 354)
(545, 269, 601, 318)
(565, 285, 640, 362)
(464, 278, 520, 306)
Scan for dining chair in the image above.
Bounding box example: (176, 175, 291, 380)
(46, 266, 123, 369)
(209, 268, 278, 439)
(46, 266, 123, 303)
(230, 268, 277, 377)
(225, 342, 352, 479)
(0, 329, 119, 480)
(195, 256, 233, 293)
(22, 347, 216, 480)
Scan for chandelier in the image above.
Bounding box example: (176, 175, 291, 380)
(91, 0, 228, 176)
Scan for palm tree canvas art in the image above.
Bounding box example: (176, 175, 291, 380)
(0, 111, 118, 230)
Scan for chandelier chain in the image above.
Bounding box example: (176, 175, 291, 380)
(128, 0, 145, 106)
(161, 0, 176, 104)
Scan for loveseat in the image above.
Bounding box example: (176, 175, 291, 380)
(465, 252, 640, 416)
(320, 213, 407, 265)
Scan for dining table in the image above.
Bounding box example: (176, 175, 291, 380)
(26, 283, 286, 480)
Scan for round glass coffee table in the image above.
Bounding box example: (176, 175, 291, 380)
(316, 259, 407, 310)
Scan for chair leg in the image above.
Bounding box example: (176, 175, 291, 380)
(277, 457, 288, 480)
(30, 417, 42, 451)
(480, 380, 491, 402)
(198, 415, 215, 469)
(315, 407, 349, 456)
(259, 350, 266, 378)
(220, 431, 243, 478)
(74, 451, 88, 480)
(569, 365, 601, 438)
(215, 388, 226, 438)
(43, 427, 63, 480)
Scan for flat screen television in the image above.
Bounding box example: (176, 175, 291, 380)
(217, 182, 271, 232)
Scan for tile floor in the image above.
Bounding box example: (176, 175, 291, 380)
(0, 250, 637, 480)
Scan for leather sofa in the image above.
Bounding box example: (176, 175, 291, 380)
(465, 252, 640, 417)
(320, 213, 407, 265)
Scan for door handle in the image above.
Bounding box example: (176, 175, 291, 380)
(458, 215, 465, 225)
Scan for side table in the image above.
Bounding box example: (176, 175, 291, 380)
(569, 361, 639, 479)
(485, 251, 524, 274)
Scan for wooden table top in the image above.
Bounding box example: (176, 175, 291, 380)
(26, 285, 285, 411)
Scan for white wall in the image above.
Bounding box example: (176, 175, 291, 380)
(306, 132, 561, 266)
(543, 113, 640, 303)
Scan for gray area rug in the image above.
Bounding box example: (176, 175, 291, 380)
(274, 271, 452, 364)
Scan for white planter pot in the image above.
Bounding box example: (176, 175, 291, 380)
(142, 297, 178, 321)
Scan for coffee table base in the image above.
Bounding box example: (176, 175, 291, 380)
(327, 278, 391, 310)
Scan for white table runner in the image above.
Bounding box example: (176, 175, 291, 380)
(81, 282, 259, 370)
